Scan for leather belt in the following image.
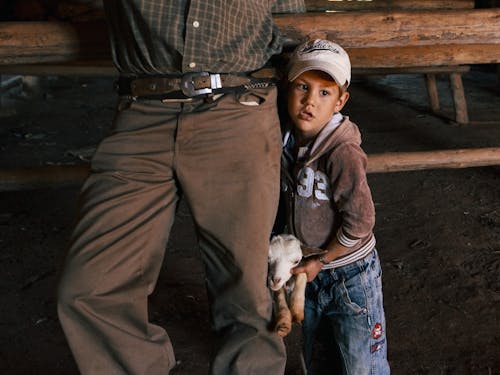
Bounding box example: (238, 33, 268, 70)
(115, 68, 277, 102)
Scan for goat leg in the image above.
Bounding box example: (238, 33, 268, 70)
(290, 272, 307, 323)
(274, 287, 292, 337)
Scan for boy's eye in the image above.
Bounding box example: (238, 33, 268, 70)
(320, 90, 330, 96)
(296, 83, 308, 91)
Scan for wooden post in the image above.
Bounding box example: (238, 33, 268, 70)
(449, 72, 469, 125)
(424, 74, 440, 112)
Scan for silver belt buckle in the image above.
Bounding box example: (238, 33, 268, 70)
(181, 72, 222, 97)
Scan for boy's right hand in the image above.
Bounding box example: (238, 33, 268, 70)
(291, 257, 323, 282)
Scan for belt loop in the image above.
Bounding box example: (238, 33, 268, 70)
(211, 74, 222, 90)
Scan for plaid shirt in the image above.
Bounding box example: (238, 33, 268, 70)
(103, 0, 305, 76)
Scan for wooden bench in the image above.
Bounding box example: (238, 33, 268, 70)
(0, 4, 500, 190)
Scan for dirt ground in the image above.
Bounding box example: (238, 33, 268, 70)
(0, 67, 499, 374)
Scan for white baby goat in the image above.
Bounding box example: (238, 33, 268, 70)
(268, 234, 325, 337)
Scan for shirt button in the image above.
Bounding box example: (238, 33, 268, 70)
(189, 62, 196, 68)
(193, 21, 200, 28)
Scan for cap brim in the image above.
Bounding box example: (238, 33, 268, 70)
(288, 61, 348, 87)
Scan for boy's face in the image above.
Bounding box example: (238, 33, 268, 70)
(288, 70, 349, 143)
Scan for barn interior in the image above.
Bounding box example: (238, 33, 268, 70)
(1, 1, 499, 374)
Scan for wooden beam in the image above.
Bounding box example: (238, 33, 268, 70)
(305, 0, 474, 12)
(424, 74, 440, 112)
(0, 165, 89, 191)
(352, 66, 471, 75)
(0, 60, 117, 76)
(367, 148, 500, 173)
(0, 21, 110, 65)
(346, 45, 500, 68)
(1, 9, 500, 67)
(275, 9, 500, 48)
(449, 72, 469, 125)
(1, 148, 499, 191)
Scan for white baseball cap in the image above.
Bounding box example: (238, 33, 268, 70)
(288, 39, 351, 87)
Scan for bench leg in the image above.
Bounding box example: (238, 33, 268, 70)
(424, 73, 440, 112)
(450, 72, 469, 125)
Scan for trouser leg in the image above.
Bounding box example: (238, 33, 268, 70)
(327, 250, 390, 375)
(176, 88, 286, 374)
(57, 99, 181, 375)
(302, 299, 323, 374)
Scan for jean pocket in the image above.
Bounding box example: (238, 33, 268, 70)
(235, 86, 276, 107)
(337, 274, 369, 316)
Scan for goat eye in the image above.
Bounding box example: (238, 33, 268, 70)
(293, 258, 301, 265)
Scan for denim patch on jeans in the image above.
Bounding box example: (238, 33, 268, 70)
(302, 249, 390, 375)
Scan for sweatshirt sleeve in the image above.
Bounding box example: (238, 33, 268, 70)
(327, 143, 375, 241)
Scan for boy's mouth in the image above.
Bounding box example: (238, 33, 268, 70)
(298, 110, 313, 120)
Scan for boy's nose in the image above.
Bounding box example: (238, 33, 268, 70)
(304, 92, 316, 105)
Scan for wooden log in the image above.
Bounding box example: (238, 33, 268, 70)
(1, 9, 500, 67)
(0, 21, 110, 65)
(424, 74, 440, 112)
(305, 0, 474, 12)
(367, 148, 500, 173)
(0, 165, 89, 191)
(353, 66, 471, 75)
(346, 45, 500, 68)
(0, 60, 117, 76)
(449, 72, 469, 125)
(1, 148, 499, 191)
(275, 9, 500, 48)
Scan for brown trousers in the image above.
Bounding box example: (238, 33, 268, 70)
(57, 87, 285, 374)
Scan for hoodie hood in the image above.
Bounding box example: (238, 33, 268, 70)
(306, 114, 362, 166)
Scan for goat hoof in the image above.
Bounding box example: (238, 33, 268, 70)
(291, 310, 304, 323)
(275, 322, 291, 337)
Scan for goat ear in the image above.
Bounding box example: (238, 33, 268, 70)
(300, 245, 327, 258)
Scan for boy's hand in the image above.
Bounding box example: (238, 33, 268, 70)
(291, 257, 323, 282)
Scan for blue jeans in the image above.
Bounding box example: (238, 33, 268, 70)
(302, 249, 390, 375)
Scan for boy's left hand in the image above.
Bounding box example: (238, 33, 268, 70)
(291, 258, 323, 282)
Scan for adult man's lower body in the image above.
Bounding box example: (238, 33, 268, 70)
(57, 86, 285, 374)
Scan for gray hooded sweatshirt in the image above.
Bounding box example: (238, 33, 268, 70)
(281, 113, 376, 267)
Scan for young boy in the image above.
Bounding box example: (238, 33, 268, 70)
(280, 39, 390, 374)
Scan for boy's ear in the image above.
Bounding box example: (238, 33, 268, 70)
(335, 91, 350, 113)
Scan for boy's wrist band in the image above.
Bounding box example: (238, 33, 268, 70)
(318, 255, 330, 265)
